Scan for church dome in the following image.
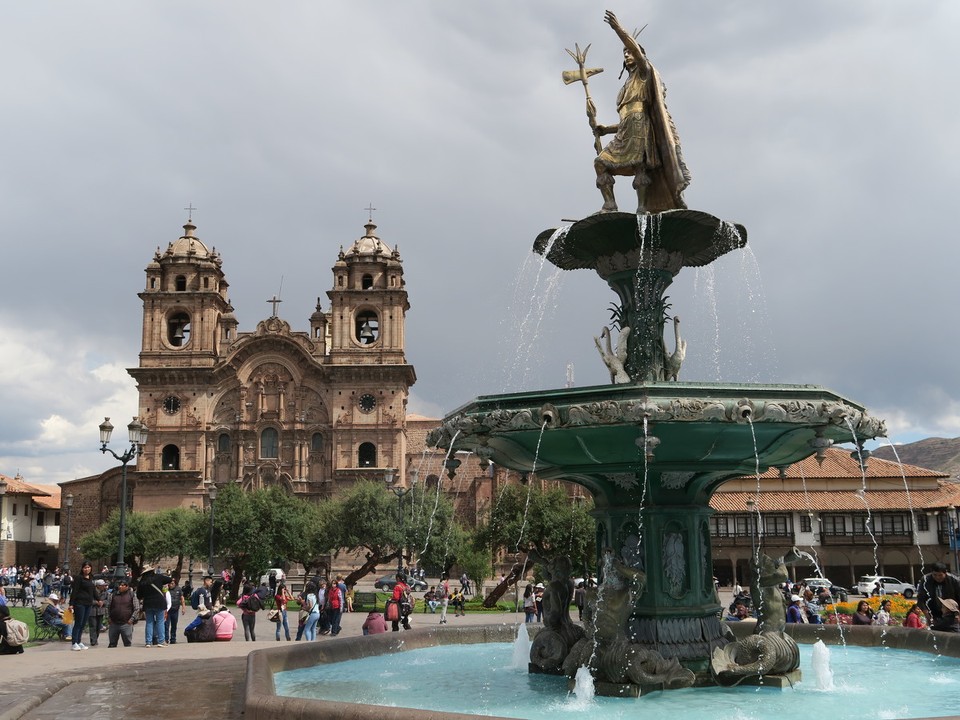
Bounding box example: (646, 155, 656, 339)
(165, 221, 213, 259)
(347, 222, 391, 257)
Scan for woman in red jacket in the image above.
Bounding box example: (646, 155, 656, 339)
(390, 574, 411, 632)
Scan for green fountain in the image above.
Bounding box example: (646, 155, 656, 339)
(429, 10, 885, 696)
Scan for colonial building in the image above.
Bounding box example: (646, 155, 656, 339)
(61, 217, 416, 568)
(0, 473, 58, 568)
(709, 447, 960, 589)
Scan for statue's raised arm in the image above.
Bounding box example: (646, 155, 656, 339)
(591, 10, 691, 214)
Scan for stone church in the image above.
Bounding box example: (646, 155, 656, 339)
(61, 217, 435, 565)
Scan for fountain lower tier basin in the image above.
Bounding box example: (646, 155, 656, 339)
(249, 624, 960, 720)
(428, 382, 885, 507)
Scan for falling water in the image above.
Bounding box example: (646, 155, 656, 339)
(745, 415, 767, 635)
(570, 665, 596, 705)
(500, 226, 569, 391)
(510, 624, 532, 670)
(692, 265, 722, 381)
(811, 640, 835, 691)
(732, 245, 778, 382)
(512, 422, 550, 617)
(420, 430, 460, 557)
(882, 439, 929, 576)
(844, 419, 880, 577)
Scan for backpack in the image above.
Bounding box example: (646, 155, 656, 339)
(190, 587, 204, 611)
(246, 593, 263, 612)
(4, 618, 29, 646)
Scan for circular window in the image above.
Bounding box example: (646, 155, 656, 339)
(358, 394, 377, 413)
(163, 396, 181, 415)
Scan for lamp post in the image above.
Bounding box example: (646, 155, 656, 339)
(385, 469, 409, 576)
(99, 416, 148, 581)
(188, 501, 198, 587)
(63, 493, 74, 574)
(0, 477, 8, 566)
(207, 484, 218, 577)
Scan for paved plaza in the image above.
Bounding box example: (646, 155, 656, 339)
(0, 605, 528, 720)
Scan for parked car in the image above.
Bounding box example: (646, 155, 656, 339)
(373, 573, 428, 592)
(856, 575, 915, 598)
(802, 577, 849, 602)
(258, 568, 286, 587)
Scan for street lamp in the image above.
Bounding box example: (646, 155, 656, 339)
(207, 483, 218, 577)
(99, 416, 148, 581)
(385, 469, 410, 575)
(63, 493, 74, 573)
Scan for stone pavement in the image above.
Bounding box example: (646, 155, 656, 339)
(0, 606, 524, 720)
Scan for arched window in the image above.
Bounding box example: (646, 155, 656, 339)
(162, 445, 180, 470)
(311, 432, 323, 452)
(361, 273, 374, 289)
(218, 433, 231, 453)
(261, 428, 279, 458)
(168, 312, 191, 347)
(175, 275, 187, 291)
(355, 310, 379, 345)
(358, 442, 377, 467)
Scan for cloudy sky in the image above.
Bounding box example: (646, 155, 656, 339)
(3, 1, 959, 486)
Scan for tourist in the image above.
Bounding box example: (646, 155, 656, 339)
(390, 574, 412, 631)
(785, 595, 806, 624)
(165, 578, 185, 644)
(300, 582, 320, 640)
(873, 598, 894, 626)
(534, 583, 544, 622)
(437, 573, 450, 625)
(917, 562, 960, 629)
(460, 572, 471, 596)
(41, 593, 71, 640)
(574, 581, 586, 621)
(931, 598, 960, 633)
(183, 574, 215, 638)
(802, 588, 823, 624)
(592, 10, 689, 214)
(424, 586, 438, 613)
(105, 578, 139, 648)
(238, 583, 258, 641)
(345, 584, 355, 613)
(88, 579, 109, 646)
(212, 606, 237, 641)
(452, 587, 466, 617)
(274, 582, 292, 641)
(362, 610, 387, 636)
(136, 564, 172, 647)
(852, 600, 874, 625)
(68, 561, 97, 651)
(0, 605, 24, 654)
(725, 601, 751, 622)
(316, 579, 330, 635)
(327, 575, 344, 636)
(903, 603, 926, 629)
(523, 584, 536, 623)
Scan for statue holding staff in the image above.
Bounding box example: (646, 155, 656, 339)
(591, 10, 690, 214)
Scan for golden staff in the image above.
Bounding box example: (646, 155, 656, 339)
(562, 43, 604, 155)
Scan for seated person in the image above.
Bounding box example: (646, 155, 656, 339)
(41, 593, 71, 639)
(212, 607, 237, 641)
(932, 597, 960, 633)
(724, 601, 751, 622)
(0, 605, 25, 654)
(424, 587, 438, 613)
(362, 610, 387, 635)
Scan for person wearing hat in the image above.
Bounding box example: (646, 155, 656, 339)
(785, 595, 807, 624)
(87, 578, 109, 646)
(917, 562, 960, 629)
(41, 592, 71, 640)
(105, 578, 140, 648)
(931, 597, 960, 633)
(534, 583, 545, 622)
(136, 564, 172, 647)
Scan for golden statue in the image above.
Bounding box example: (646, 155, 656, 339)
(580, 11, 691, 214)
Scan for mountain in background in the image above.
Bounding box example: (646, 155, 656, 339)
(872, 437, 960, 478)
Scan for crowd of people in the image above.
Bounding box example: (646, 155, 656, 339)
(722, 562, 960, 632)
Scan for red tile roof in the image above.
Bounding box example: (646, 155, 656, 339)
(710, 486, 960, 513)
(755, 447, 948, 480)
(0, 473, 51, 497)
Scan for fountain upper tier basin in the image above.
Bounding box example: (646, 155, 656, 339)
(533, 210, 747, 276)
(428, 382, 885, 506)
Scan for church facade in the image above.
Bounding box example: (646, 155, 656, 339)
(62, 218, 419, 564)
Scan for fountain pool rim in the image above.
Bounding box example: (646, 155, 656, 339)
(244, 622, 960, 720)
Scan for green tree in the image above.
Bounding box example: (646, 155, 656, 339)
(474, 483, 594, 607)
(77, 510, 150, 575)
(144, 507, 207, 581)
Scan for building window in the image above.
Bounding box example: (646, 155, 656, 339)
(175, 275, 187, 291)
(54, 512, 61, 526)
(733, 515, 756, 536)
(822, 514, 846, 535)
(852, 515, 870, 535)
(763, 515, 790, 536)
(218, 433, 231, 453)
(261, 428, 279, 459)
(150, 278, 157, 289)
(709, 516, 730, 537)
(358, 442, 377, 467)
(11, 503, 16, 516)
(800, 514, 812, 532)
(36, 511, 45, 526)
(361, 273, 374, 289)
(917, 513, 929, 532)
(311, 433, 323, 452)
(203, 277, 210, 289)
(880, 514, 909, 535)
(162, 445, 181, 470)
